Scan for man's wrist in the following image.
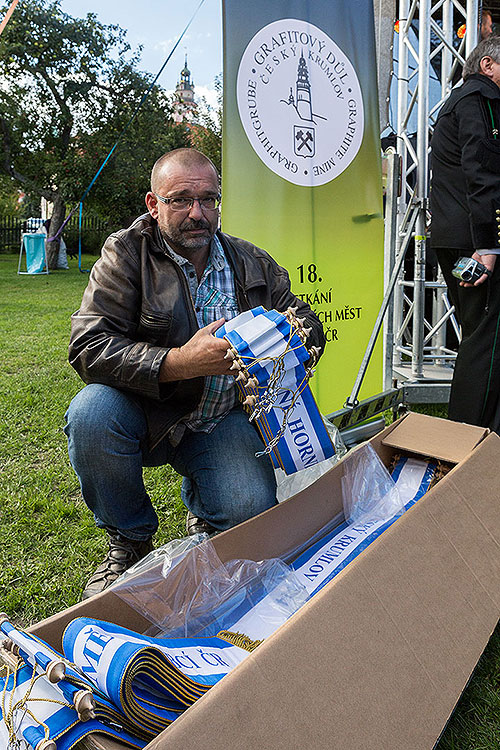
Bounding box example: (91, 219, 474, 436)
(160, 348, 185, 382)
(476, 249, 500, 256)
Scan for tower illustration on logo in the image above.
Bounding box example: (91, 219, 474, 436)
(279, 52, 327, 159)
(296, 51, 313, 121)
(280, 52, 326, 124)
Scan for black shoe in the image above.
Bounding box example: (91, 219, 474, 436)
(82, 534, 153, 600)
(185, 511, 217, 536)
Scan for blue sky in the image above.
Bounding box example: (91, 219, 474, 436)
(60, 0, 222, 105)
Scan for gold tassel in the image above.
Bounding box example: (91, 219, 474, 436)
(216, 630, 264, 653)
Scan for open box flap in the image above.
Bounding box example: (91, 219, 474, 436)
(381, 411, 488, 463)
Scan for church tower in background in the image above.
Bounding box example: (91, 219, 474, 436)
(173, 54, 197, 123)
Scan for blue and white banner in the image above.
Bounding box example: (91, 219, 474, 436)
(0, 652, 143, 750)
(289, 457, 437, 599)
(0, 618, 250, 747)
(199, 457, 437, 640)
(62, 618, 250, 700)
(216, 307, 335, 474)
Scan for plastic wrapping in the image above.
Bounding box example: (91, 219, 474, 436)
(112, 536, 308, 641)
(275, 416, 347, 502)
(391, 456, 437, 507)
(114, 532, 210, 585)
(288, 453, 436, 599)
(341, 442, 404, 524)
(112, 446, 430, 643)
(111, 439, 412, 644)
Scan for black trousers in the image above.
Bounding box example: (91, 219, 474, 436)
(436, 248, 500, 433)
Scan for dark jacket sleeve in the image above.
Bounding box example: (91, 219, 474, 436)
(456, 91, 500, 248)
(69, 234, 169, 400)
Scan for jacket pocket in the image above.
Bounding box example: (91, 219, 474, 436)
(476, 137, 500, 171)
(138, 311, 172, 343)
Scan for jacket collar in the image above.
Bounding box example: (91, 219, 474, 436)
(453, 73, 500, 100)
(217, 231, 267, 289)
(135, 213, 169, 255)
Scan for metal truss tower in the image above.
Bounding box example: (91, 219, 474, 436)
(386, 0, 479, 401)
(331, 0, 481, 434)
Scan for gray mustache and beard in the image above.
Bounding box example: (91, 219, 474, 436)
(160, 217, 214, 251)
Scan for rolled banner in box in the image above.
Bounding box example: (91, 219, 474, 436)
(0, 617, 253, 747)
(62, 619, 251, 737)
(216, 307, 335, 474)
(0, 650, 145, 749)
(194, 457, 438, 641)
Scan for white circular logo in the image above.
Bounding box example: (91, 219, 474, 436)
(237, 19, 364, 187)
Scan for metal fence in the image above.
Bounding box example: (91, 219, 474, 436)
(0, 215, 23, 253)
(0, 214, 118, 255)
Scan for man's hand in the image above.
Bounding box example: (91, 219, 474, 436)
(459, 252, 497, 287)
(160, 318, 234, 382)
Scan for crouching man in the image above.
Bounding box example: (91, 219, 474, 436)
(65, 148, 325, 600)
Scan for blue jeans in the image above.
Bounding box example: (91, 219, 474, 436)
(64, 384, 277, 541)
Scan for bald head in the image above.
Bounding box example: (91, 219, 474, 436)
(145, 148, 220, 260)
(151, 149, 219, 192)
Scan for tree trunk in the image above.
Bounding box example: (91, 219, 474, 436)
(46, 195, 65, 270)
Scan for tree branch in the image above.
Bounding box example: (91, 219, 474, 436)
(23, 62, 74, 142)
(0, 115, 58, 202)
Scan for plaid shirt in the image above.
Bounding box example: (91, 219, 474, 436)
(164, 235, 239, 444)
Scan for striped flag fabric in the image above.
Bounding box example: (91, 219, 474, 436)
(0, 619, 251, 748)
(215, 307, 335, 474)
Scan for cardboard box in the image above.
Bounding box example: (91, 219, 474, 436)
(30, 412, 499, 750)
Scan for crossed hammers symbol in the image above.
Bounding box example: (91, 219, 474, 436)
(295, 129, 314, 152)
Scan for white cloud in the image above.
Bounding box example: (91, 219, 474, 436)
(155, 38, 181, 53)
(195, 85, 218, 110)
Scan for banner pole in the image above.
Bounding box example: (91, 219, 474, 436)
(0, 0, 19, 37)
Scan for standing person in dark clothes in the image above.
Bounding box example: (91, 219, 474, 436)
(430, 37, 500, 431)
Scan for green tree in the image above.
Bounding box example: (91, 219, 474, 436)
(188, 75, 222, 173)
(0, 174, 22, 215)
(0, 0, 189, 267)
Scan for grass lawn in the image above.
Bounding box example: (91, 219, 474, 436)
(0, 253, 186, 624)
(0, 252, 498, 748)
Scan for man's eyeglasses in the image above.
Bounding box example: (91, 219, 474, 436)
(154, 194, 221, 211)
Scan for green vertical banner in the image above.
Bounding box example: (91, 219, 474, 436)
(222, 1, 384, 412)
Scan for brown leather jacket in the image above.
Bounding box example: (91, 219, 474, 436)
(69, 213, 325, 449)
